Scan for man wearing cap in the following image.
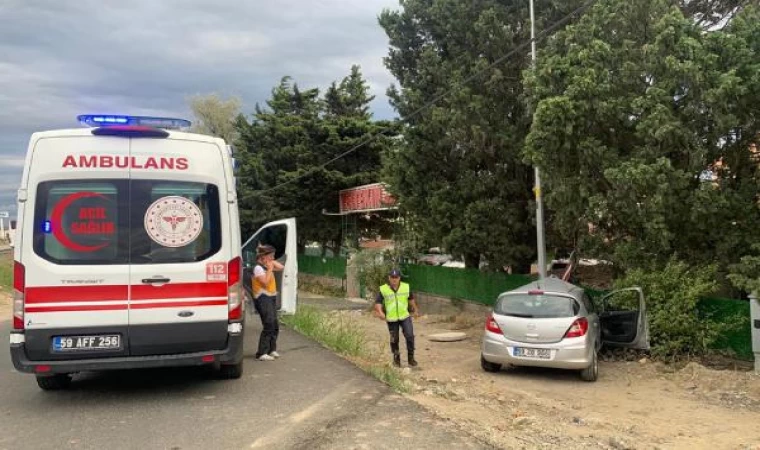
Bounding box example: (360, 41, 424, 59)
(375, 269, 419, 367)
(253, 244, 284, 361)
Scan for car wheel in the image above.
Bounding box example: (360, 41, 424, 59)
(218, 361, 244, 379)
(580, 351, 598, 382)
(36, 374, 72, 391)
(481, 355, 502, 373)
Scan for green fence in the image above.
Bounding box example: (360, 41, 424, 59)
(295, 256, 753, 360)
(403, 264, 534, 306)
(698, 297, 752, 360)
(297, 254, 347, 279)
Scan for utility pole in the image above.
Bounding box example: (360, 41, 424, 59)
(530, 0, 547, 281)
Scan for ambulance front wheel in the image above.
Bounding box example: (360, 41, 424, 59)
(36, 373, 72, 391)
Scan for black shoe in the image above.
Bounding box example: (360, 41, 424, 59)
(393, 353, 401, 367)
(408, 354, 418, 367)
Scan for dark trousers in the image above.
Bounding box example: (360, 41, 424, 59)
(255, 295, 279, 357)
(387, 317, 415, 355)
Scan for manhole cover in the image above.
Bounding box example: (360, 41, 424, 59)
(427, 332, 467, 342)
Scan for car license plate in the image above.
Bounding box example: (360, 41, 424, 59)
(53, 335, 121, 352)
(513, 347, 551, 359)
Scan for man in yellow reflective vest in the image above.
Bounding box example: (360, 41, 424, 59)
(374, 268, 420, 367)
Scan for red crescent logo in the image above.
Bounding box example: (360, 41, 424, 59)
(50, 191, 110, 252)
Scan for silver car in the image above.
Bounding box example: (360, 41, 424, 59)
(480, 278, 649, 381)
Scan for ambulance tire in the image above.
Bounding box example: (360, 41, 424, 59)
(36, 374, 72, 391)
(218, 361, 244, 379)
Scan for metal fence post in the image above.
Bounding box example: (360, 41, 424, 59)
(750, 293, 760, 373)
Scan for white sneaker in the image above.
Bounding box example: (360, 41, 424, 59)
(269, 351, 280, 358)
(257, 354, 275, 361)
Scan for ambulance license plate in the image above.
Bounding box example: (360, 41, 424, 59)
(53, 335, 121, 352)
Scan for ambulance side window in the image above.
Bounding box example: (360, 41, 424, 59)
(33, 180, 128, 264)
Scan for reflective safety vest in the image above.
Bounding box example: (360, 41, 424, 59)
(253, 265, 277, 298)
(379, 282, 410, 322)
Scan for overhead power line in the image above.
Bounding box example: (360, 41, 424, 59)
(242, 0, 597, 200)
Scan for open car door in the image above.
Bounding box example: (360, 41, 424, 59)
(599, 287, 649, 350)
(242, 218, 298, 314)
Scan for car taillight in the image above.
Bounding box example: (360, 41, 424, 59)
(227, 256, 243, 321)
(485, 313, 502, 334)
(564, 317, 589, 338)
(13, 261, 25, 330)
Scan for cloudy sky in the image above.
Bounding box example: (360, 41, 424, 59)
(0, 0, 400, 221)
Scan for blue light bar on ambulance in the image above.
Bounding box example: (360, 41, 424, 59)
(77, 115, 192, 130)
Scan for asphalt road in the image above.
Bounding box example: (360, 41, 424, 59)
(0, 316, 488, 450)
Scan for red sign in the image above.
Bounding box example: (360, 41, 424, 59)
(206, 262, 227, 281)
(62, 155, 189, 170)
(51, 192, 115, 252)
(339, 183, 396, 213)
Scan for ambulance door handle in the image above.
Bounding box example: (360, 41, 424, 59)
(142, 277, 171, 284)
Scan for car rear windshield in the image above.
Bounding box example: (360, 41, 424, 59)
(33, 179, 221, 265)
(494, 293, 580, 318)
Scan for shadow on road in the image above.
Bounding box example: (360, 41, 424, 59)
(60, 366, 224, 394)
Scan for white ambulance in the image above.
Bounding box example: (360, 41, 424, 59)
(10, 115, 298, 390)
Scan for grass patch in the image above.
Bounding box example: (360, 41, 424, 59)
(299, 279, 346, 298)
(282, 305, 410, 393)
(0, 253, 12, 291)
(440, 313, 481, 330)
(282, 306, 365, 357)
(367, 365, 410, 394)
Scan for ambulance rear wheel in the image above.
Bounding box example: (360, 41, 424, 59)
(218, 361, 243, 379)
(36, 374, 72, 391)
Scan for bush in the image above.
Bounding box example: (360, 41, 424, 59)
(613, 257, 724, 359)
(351, 249, 400, 300)
(728, 243, 760, 294)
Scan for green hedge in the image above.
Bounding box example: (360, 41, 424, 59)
(297, 254, 347, 279)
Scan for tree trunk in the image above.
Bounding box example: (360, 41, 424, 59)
(512, 259, 533, 275)
(464, 253, 480, 269)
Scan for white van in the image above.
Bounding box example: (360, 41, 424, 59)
(10, 115, 297, 390)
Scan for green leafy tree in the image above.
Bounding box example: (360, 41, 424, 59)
(236, 69, 399, 252)
(680, 0, 752, 28)
(379, 0, 589, 271)
(524, 0, 760, 283)
(188, 94, 242, 144)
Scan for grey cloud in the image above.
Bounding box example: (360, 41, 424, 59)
(0, 0, 399, 119)
(0, 160, 23, 220)
(0, 0, 400, 219)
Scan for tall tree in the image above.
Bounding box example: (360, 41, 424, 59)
(188, 94, 242, 144)
(379, 0, 588, 271)
(680, 0, 751, 28)
(524, 0, 760, 283)
(236, 69, 398, 251)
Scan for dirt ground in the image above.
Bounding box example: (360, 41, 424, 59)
(0, 291, 10, 318)
(4, 287, 757, 448)
(305, 296, 760, 450)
